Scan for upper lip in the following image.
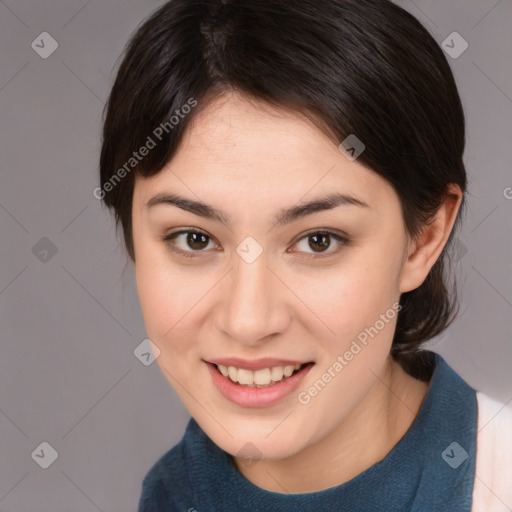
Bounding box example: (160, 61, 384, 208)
(206, 357, 312, 371)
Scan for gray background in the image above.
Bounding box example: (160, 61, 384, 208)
(1, 0, 511, 510)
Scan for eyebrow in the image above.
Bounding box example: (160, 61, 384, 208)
(145, 192, 368, 227)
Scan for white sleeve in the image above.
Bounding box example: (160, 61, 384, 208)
(472, 391, 512, 511)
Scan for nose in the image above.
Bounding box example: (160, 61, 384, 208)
(217, 251, 291, 347)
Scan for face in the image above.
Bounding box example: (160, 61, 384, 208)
(132, 92, 412, 461)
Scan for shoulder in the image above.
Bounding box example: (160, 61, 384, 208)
(472, 391, 512, 512)
(138, 438, 192, 512)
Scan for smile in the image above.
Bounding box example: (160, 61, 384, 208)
(216, 363, 307, 387)
(205, 360, 315, 408)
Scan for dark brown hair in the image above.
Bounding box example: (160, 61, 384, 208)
(99, 0, 467, 379)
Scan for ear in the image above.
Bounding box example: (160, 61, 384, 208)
(399, 184, 463, 293)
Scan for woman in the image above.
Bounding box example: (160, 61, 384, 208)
(98, 0, 512, 510)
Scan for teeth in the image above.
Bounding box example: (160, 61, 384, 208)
(216, 363, 304, 387)
(254, 368, 271, 385)
(271, 366, 284, 381)
(283, 365, 294, 377)
(228, 366, 237, 382)
(237, 368, 253, 385)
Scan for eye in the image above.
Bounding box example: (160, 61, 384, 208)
(290, 230, 349, 257)
(163, 229, 218, 258)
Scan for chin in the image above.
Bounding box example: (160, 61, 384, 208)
(196, 413, 310, 462)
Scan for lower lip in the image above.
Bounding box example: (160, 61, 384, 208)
(206, 362, 314, 408)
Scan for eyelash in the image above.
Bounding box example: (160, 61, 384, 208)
(162, 229, 349, 259)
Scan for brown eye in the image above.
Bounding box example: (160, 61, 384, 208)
(292, 231, 349, 256)
(184, 232, 210, 250)
(163, 230, 216, 257)
(308, 233, 331, 252)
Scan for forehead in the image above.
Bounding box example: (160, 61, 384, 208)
(133, 93, 399, 218)
(177, 92, 340, 169)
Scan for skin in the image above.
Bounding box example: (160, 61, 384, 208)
(131, 91, 463, 493)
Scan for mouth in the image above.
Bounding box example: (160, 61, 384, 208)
(212, 361, 311, 388)
(205, 360, 315, 408)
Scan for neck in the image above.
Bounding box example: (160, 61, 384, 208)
(233, 356, 430, 494)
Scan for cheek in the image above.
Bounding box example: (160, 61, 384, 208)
(135, 262, 211, 395)
(134, 248, 203, 347)
(292, 250, 402, 350)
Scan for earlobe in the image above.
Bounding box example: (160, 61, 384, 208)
(399, 184, 463, 293)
